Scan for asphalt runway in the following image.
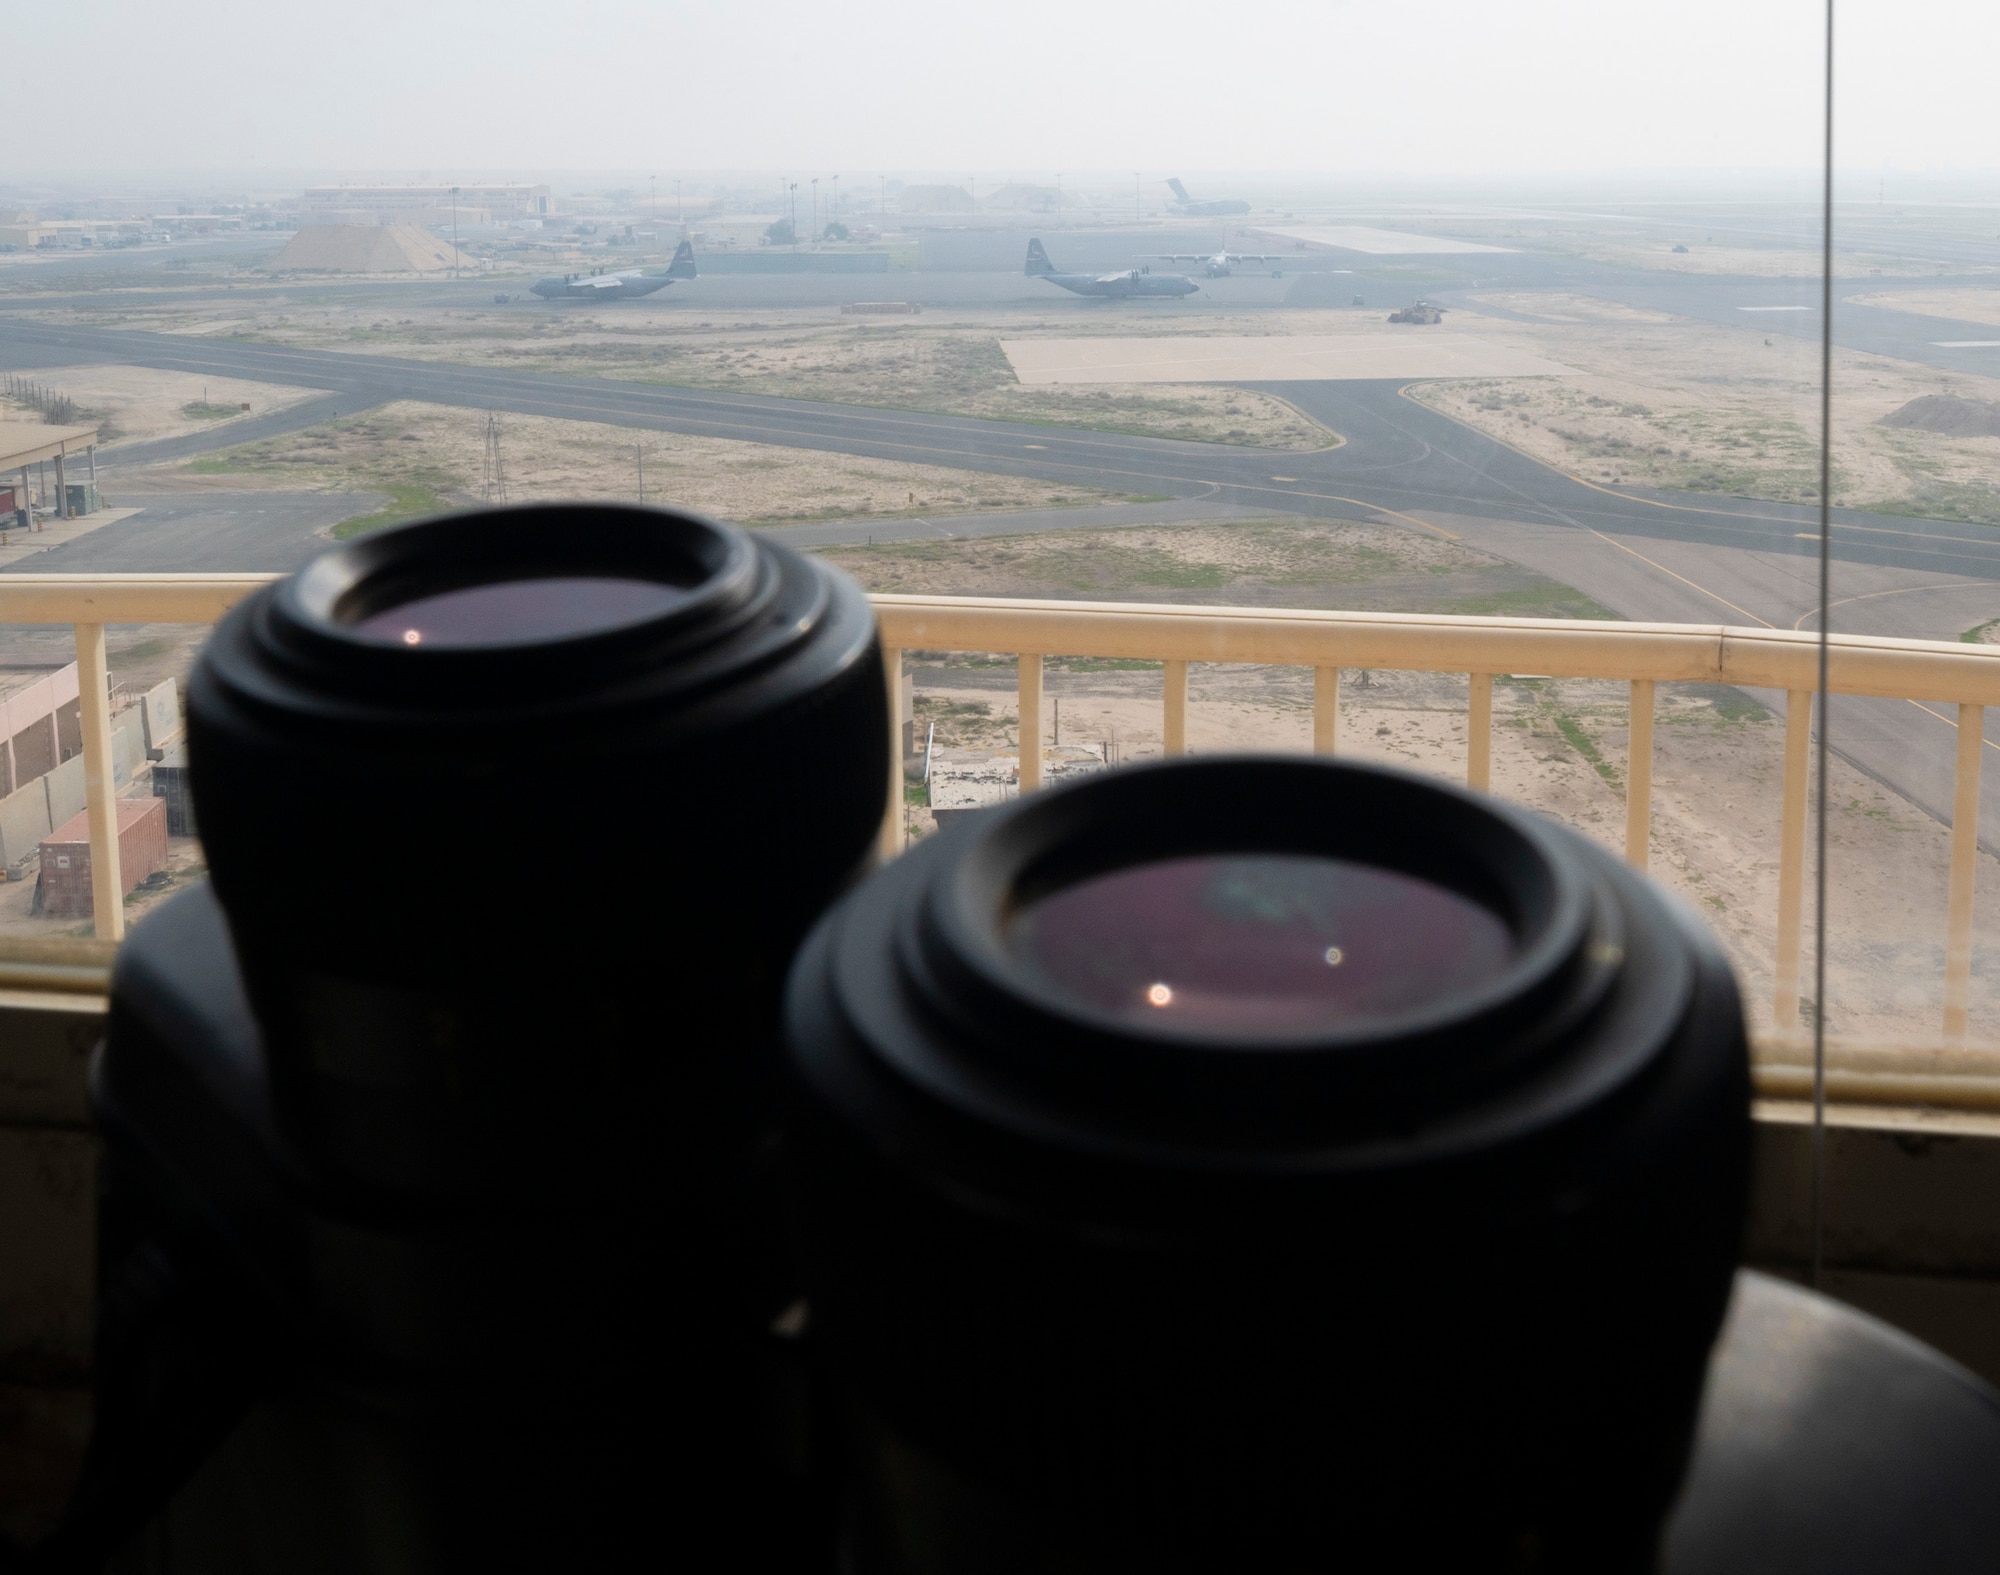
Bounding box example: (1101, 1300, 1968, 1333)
(4, 316, 1999, 846)
(3, 490, 383, 574)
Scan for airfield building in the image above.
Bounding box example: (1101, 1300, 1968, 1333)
(301, 183, 550, 226)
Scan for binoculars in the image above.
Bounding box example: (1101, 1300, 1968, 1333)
(20, 505, 1999, 1573)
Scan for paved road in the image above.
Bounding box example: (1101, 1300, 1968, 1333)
(4, 317, 1997, 580)
(4, 316, 1999, 846)
(6, 490, 384, 575)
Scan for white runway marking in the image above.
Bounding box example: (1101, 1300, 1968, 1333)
(1737, 305, 1813, 312)
(1934, 340, 2000, 348)
(1002, 334, 1572, 384)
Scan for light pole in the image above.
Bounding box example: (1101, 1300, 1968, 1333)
(811, 177, 819, 243)
(789, 183, 799, 249)
(831, 174, 839, 234)
(450, 185, 460, 278)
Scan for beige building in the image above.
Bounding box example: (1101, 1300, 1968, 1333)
(0, 211, 53, 249)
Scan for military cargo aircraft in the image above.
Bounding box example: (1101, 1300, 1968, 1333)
(1165, 178, 1251, 218)
(531, 240, 696, 300)
(1025, 239, 1198, 299)
(1150, 246, 1281, 278)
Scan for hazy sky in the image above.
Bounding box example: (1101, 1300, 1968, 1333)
(7, 0, 1995, 178)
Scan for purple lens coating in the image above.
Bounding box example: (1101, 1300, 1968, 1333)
(1009, 853, 1514, 1038)
(349, 576, 691, 649)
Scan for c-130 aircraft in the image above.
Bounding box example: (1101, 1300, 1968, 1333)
(1025, 238, 1198, 299)
(531, 239, 697, 300)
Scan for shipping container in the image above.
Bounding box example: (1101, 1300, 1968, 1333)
(36, 797, 168, 918)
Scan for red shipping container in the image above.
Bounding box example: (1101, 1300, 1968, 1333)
(38, 797, 169, 919)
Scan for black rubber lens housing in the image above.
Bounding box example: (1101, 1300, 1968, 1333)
(783, 756, 1750, 1573)
(189, 502, 886, 1202)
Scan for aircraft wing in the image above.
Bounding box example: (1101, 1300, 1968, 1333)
(575, 275, 627, 290)
(1223, 253, 1278, 264)
(1151, 254, 1200, 262)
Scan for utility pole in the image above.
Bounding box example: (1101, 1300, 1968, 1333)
(450, 186, 460, 278)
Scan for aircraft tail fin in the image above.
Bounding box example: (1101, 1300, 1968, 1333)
(1166, 178, 1192, 204)
(666, 238, 697, 279)
(1025, 238, 1056, 276)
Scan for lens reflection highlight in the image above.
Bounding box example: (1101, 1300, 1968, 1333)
(350, 576, 692, 649)
(1010, 853, 1514, 1038)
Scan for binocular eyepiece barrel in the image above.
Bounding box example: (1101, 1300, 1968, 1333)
(783, 754, 1750, 1573)
(76, 503, 1779, 1573)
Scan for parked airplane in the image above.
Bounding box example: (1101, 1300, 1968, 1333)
(1025, 238, 1198, 299)
(531, 240, 696, 300)
(1165, 178, 1251, 218)
(1150, 246, 1280, 278)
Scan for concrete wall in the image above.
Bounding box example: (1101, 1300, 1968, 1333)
(112, 723, 143, 788)
(140, 679, 180, 759)
(0, 776, 52, 869)
(41, 756, 85, 832)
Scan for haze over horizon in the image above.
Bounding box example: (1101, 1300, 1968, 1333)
(6, 0, 1997, 181)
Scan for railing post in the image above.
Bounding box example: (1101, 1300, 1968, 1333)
(1163, 659, 1188, 757)
(1313, 666, 1339, 755)
(1018, 653, 1044, 791)
(1774, 688, 1814, 1035)
(1944, 702, 1984, 1042)
(75, 622, 124, 942)
(878, 644, 903, 861)
(1466, 673, 1492, 791)
(1625, 679, 1655, 870)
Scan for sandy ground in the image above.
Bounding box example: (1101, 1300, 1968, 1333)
(900, 665, 1997, 1050)
(0, 831, 206, 940)
(41, 298, 1334, 449)
(820, 518, 1612, 619)
(61, 283, 2000, 524)
(1848, 288, 2000, 328)
(168, 399, 1122, 530)
(1415, 303, 2000, 522)
(0, 365, 324, 447)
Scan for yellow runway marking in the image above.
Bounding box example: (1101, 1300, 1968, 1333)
(1904, 698, 2000, 755)
(1791, 581, 1978, 632)
(1583, 529, 1774, 627)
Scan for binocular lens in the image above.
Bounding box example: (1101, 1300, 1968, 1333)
(1010, 852, 1517, 1036)
(345, 573, 695, 647)
(784, 755, 1751, 1571)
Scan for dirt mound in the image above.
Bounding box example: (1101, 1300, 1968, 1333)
(268, 224, 468, 274)
(1878, 394, 2000, 438)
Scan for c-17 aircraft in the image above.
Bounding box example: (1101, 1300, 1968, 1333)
(1025, 238, 1198, 299)
(530, 240, 697, 300)
(1165, 178, 1251, 218)
(1150, 246, 1280, 278)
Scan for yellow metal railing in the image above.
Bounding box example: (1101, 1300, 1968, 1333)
(6, 576, 1999, 1109)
